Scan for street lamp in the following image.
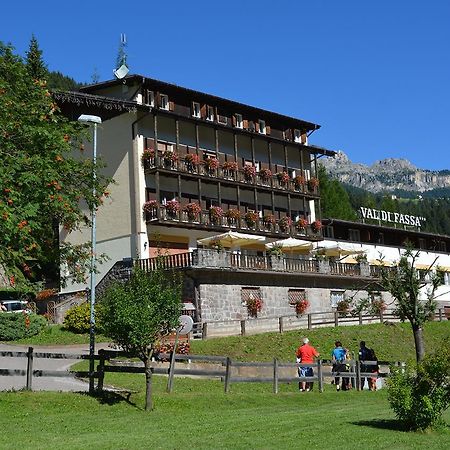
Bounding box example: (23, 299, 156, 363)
(78, 114, 102, 394)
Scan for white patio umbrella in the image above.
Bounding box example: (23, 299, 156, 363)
(265, 238, 313, 254)
(197, 231, 266, 248)
(313, 241, 365, 258)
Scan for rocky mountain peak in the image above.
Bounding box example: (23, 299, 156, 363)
(322, 152, 450, 193)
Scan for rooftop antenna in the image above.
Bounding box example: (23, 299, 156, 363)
(114, 33, 129, 80)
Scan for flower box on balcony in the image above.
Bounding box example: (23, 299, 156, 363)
(143, 200, 158, 220)
(165, 199, 180, 218)
(243, 164, 257, 181)
(184, 202, 202, 221)
(225, 208, 241, 225)
(244, 211, 259, 228)
(162, 150, 179, 168)
(184, 153, 200, 171)
(276, 171, 290, 185)
(311, 219, 322, 233)
(278, 216, 292, 233)
(263, 214, 276, 230)
(258, 168, 272, 183)
(296, 218, 308, 233)
(294, 175, 306, 190)
(307, 177, 319, 191)
(209, 206, 223, 225)
(204, 157, 219, 173)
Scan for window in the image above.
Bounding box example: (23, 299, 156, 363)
(330, 291, 344, 308)
(418, 238, 427, 250)
(323, 225, 334, 238)
(235, 114, 243, 129)
(160, 94, 169, 110)
(206, 106, 215, 121)
(241, 287, 262, 305)
(294, 129, 302, 143)
(288, 289, 306, 306)
(144, 90, 154, 106)
(348, 229, 361, 241)
(192, 102, 201, 118)
(258, 120, 266, 135)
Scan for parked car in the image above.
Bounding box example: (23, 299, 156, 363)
(0, 300, 31, 313)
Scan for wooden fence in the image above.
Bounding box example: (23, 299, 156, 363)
(0, 347, 99, 390)
(0, 347, 405, 395)
(198, 308, 449, 339)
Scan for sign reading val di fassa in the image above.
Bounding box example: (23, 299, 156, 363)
(360, 207, 426, 227)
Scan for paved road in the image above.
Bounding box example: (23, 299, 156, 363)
(0, 343, 112, 392)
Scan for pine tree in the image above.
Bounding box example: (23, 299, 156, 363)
(25, 34, 47, 80)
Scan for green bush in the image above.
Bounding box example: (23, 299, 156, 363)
(63, 302, 103, 334)
(388, 345, 450, 430)
(0, 313, 47, 341)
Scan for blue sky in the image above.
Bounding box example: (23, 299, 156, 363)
(2, 1, 449, 170)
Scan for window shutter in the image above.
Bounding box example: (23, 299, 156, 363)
(266, 125, 271, 135)
(169, 101, 175, 111)
(232, 115, 237, 126)
(255, 121, 260, 133)
(200, 104, 207, 119)
(301, 132, 307, 144)
(243, 119, 249, 129)
(156, 93, 161, 107)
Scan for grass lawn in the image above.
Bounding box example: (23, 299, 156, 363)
(190, 321, 450, 363)
(0, 375, 449, 449)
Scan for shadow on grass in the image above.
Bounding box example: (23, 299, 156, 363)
(78, 390, 140, 409)
(352, 419, 409, 432)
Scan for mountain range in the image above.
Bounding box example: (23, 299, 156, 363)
(322, 151, 450, 194)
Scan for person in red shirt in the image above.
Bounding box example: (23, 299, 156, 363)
(296, 337, 320, 392)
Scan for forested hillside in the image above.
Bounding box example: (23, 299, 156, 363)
(318, 165, 450, 236)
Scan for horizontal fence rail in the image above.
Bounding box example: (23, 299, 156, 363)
(1, 347, 406, 396)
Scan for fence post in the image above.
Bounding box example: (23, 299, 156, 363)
(355, 360, 361, 391)
(278, 317, 283, 334)
(273, 358, 279, 394)
(439, 308, 443, 322)
(167, 350, 177, 394)
(307, 314, 312, 330)
(240, 320, 246, 336)
(358, 312, 363, 325)
(379, 311, 384, 323)
(202, 322, 208, 339)
(334, 311, 339, 327)
(317, 359, 323, 393)
(224, 357, 231, 393)
(97, 349, 105, 392)
(26, 346, 33, 391)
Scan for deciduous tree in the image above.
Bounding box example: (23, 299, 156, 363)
(99, 266, 182, 411)
(0, 43, 110, 288)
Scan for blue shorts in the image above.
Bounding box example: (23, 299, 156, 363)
(299, 367, 313, 377)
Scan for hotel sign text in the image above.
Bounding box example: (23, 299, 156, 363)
(360, 207, 426, 227)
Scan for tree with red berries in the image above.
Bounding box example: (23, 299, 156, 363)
(0, 42, 110, 289)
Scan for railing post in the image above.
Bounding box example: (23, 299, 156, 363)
(317, 359, 323, 393)
(26, 346, 33, 391)
(97, 349, 106, 392)
(224, 357, 231, 393)
(278, 317, 283, 334)
(355, 360, 361, 391)
(202, 322, 208, 340)
(334, 311, 339, 327)
(273, 358, 279, 394)
(307, 313, 312, 330)
(240, 320, 246, 336)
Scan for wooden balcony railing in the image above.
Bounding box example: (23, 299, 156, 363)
(145, 205, 321, 240)
(142, 154, 319, 196)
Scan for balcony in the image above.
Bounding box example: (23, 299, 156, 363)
(137, 249, 380, 279)
(144, 204, 322, 240)
(142, 151, 319, 197)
